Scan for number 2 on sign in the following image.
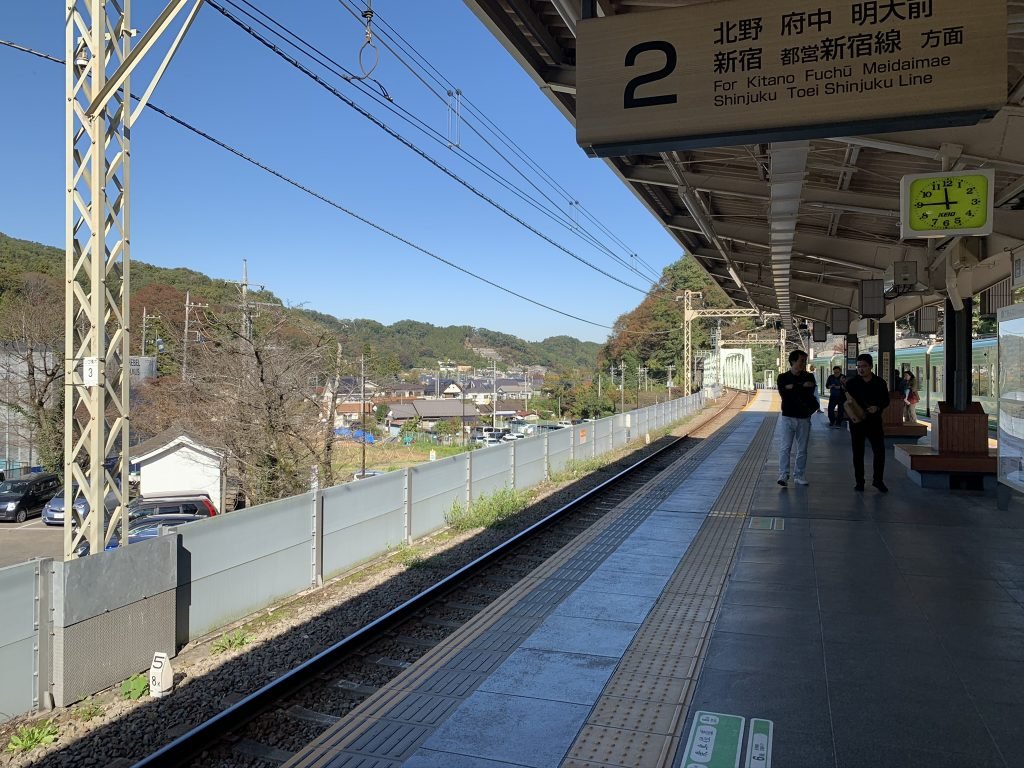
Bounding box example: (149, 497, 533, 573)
(624, 41, 678, 109)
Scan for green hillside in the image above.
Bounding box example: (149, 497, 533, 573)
(0, 232, 601, 372)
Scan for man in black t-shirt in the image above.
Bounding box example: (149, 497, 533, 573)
(776, 349, 817, 487)
(844, 353, 890, 493)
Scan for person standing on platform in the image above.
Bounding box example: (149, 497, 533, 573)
(844, 353, 890, 493)
(776, 349, 817, 487)
(900, 370, 919, 423)
(825, 366, 845, 427)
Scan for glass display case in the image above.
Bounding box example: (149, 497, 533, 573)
(997, 304, 1024, 495)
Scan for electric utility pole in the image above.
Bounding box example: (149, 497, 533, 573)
(231, 259, 277, 342)
(360, 352, 367, 479)
(141, 307, 161, 356)
(492, 360, 497, 429)
(620, 360, 626, 413)
(182, 291, 209, 381)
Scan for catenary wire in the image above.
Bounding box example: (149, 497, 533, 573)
(333, 0, 661, 283)
(358, 5, 652, 272)
(228, 0, 659, 285)
(0, 39, 617, 330)
(205, 0, 650, 295)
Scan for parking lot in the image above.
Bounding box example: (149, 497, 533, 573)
(0, 518, 64, 568)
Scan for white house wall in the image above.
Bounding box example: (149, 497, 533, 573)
(139, 444, 222, 512)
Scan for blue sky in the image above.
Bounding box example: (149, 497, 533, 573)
(0, 1, 682, 343)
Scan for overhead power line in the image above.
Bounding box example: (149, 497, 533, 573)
(331, 0, 660, 284)
(204, 0, 650, 294)
(0, 39, 614, 331)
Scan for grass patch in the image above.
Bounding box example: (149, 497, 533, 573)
(6, 720, 57, 753)
(548, 456, 609, 484)
(446, 487, 533, 531)
(72, 700, 104, 722)
(392, 542, 429, 568)
(212, 629, 253, 654)
(120, 674, 149, 701)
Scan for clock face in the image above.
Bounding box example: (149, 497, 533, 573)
(907, 174, 990, 233)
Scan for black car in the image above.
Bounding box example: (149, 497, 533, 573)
(0, 473, 61, 523)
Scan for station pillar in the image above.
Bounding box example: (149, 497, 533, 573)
(944, 297, 973, 412)
(878, 322, 896, 390)
(933, 296, 987, 458)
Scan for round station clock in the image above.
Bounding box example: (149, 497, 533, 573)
(900, 169, 995, 239)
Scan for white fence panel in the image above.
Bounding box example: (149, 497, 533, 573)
(514, 435, 545, 489)
(410, 454, 468, 539)
(471, 443, 513, 501)
(177, 494, 312, 640)
(322, 472, 406, 579)
(0, 562, 38, 722)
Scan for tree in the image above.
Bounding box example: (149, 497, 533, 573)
(434, 418, 459, 441)
(0, 273, 65, 472)
(133, 306, 338, 505)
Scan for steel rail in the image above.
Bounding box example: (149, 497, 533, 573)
(132, 392, 743, 768)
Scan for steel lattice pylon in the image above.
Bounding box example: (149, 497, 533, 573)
(682, 289, 769, 397)
(64, 0, 201, 559)
(64, 0, 133, 560)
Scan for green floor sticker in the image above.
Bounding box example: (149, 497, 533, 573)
(683, 711, 744, 768)
(745, 718, 774, 768)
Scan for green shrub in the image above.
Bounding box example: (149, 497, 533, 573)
(120, 673, 149, 700)
(212, 629, 253, 654)
(446, 487, 532, 531)
(6, 720, 58, 753)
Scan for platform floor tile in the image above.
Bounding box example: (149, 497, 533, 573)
(552, 588, 657, 624)
(417, 691, 591, 768)
(478, 647, 618, 705)
(520, 614, 641, 657)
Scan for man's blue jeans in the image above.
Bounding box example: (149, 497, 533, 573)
(778, 415, 811, 480)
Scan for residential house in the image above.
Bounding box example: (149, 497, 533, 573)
(387, 399, 480, 434)
(334, 401, 375, 430)
(128, 426, 226, 513)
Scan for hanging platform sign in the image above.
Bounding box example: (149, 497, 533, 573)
(576, 0, 1007, 157)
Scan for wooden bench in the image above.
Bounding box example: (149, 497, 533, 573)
(894, 444, 998, 491)
(882, 392, 927, 440)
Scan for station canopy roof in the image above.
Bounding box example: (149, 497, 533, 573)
(462, 0, 1024, 332)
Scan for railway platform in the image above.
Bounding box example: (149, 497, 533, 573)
(285, 390, 1024, 768)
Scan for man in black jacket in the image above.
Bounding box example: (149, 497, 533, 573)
(844, 353, 890, 492)
(825, 366, 845, 427)
(776, 349, 818, 487)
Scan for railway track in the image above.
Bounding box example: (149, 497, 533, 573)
(133, 390, 750, 768)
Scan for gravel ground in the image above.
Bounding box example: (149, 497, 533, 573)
(0, 395, 741, 767)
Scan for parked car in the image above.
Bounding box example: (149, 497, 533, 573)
(502, 432, 524, 441)
(0, 474, 60, 523)
(42, 483, 120, 526)
(74, 513, 207, 557)
(126, 491, 217, 521)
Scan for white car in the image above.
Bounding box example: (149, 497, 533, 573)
(502, 432, 524, 441)
(481, 437, 503, 447)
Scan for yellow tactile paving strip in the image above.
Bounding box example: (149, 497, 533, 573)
(562, 416, 777, 768)
(285, 415, 749, 768)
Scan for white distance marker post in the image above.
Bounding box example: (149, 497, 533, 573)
(150, 652, 173, 698)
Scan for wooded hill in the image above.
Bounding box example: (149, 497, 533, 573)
(0, 232, 601, 373)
